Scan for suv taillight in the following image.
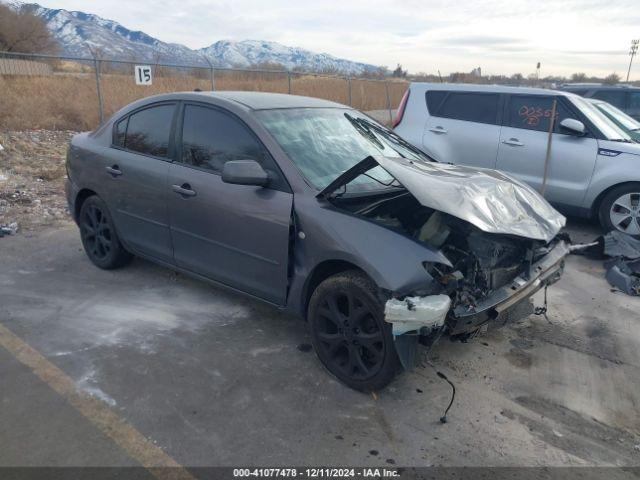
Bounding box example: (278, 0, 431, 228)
(392, 89, 410, 129)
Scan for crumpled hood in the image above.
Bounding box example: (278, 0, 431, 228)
(319, 156, 566, 242)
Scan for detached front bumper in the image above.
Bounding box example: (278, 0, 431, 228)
(384, 240, 569, 337)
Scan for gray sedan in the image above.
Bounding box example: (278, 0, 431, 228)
(66, 92, 568, 391)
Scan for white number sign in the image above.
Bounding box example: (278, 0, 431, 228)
(135, 65, 152, 85)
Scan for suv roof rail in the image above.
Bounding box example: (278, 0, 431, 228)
(560, 83, 602, 87)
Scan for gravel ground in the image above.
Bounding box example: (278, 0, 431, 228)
(0, 130, 76, 233)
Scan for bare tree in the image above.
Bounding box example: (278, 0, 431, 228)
(0, 3, 59, 54)
(603, 73, 621, 85)
(570, 72, 588, 82)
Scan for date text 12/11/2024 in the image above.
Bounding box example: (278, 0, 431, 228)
(232, 468, 401, 478)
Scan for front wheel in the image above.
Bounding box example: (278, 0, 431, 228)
(598, 184, 640, 237)
(79, 195, 132, 269)
(308, 270, 400, 391)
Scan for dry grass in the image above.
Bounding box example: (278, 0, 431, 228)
(0, 71, 408, 131)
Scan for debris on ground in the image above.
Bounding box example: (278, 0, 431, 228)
(603, 230, 640, 259)
(573, 230, 640, 296)
(0, 130, 76, 232)
(0, 222, 19, 238)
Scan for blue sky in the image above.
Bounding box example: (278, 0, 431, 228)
(36, 0, 640, 78)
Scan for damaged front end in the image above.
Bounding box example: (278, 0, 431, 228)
(320, 155, 569, 368)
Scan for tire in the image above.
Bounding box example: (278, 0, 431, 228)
(308, 270, 401, 392)
(598, 183, 640, 237)
(78, 195, 132, 269)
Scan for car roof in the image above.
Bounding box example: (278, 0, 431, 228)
(211, 91, 347, 110)
(121, 91, 348, 113)
(409, 82, 577, 97)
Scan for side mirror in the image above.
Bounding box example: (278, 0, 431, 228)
(222, 160, 269, 187)
(559, 118, 585, 136)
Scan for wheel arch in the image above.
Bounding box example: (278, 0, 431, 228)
(590, 181, 640, 217)
(301, 260, 373, 320)
(74, 188, 98, 221)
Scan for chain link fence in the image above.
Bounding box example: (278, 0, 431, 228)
(0, 51, 409, 131)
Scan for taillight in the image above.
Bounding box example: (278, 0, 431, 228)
(392, 89, 410, 129)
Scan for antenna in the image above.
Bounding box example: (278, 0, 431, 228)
(627, 39, 639, 82)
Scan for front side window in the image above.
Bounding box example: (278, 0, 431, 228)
(181, 105, 269, 173)
(507, 95, 575, 133)
(434, 92, 500, 124)
(124, 104, 175, 157)
(257, 108, 430, 191)
(592, 90, 626, 109)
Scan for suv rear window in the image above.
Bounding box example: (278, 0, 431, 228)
(592, 90, 626, 109)
(427, 91, 500, 125)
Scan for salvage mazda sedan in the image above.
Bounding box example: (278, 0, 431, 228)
(66, 92, 569, 391)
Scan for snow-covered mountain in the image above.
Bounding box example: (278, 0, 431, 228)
(200, 40, 377, 74)
(15, 3, 379, 74)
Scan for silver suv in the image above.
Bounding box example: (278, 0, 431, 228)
(394, 83, 640, 236)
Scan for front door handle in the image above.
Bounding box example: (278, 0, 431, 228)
(172, 183, 197, 197)
(502, 138, 524, 146)
(429, 126, 448, 134)
(105, 165, 122, 177)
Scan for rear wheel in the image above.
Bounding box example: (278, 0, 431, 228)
(598, 183, 640, 237)
(308, 270, 400, 391)
(79, 196, 132, 269)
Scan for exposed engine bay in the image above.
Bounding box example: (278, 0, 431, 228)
(332, 190, 565, 332)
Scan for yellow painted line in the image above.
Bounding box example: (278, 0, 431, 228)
(0, 322, 196, 480)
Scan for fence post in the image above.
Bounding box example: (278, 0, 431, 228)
(384, 81, 393, 125)
(202, 55, 215, 91)
(210, 65, 216, 92)
(347, 76, 352, 106)
(92, 55, 104, 125)
(287, 71, 292, 94)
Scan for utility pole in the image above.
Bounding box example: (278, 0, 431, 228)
(627, 39, 639, 82)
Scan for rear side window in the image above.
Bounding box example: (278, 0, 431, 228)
(123, 104, 175, 157)
(507, 95, 576, 133)
(180, 104, 270, 173)
(431, 92, 500, 124)
(592, 90, 626, 109)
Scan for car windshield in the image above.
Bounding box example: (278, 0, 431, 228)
(595, 101, 640, 132)
(569, 96, 634, 142)
(256, 107, 431, 191)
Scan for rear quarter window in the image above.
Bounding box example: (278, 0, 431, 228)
(426, 91, 447, 114)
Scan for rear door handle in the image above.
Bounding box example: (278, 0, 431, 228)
(502, 138, 524, 146)
(172, 183, 197, 197)
(429, 126, 448, 134)
(105, 165, 122, 177)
